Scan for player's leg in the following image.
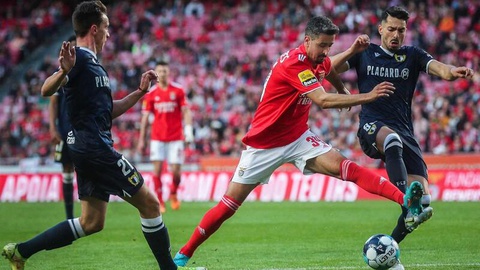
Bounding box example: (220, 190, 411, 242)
(174, 181, 256, 266)
(2, 197, 106, 268)
(123, 183, 178, 270)
(169, 163, 181, 210)
(62, 162, 75, 219)
(359, 123, 408, 192)
(306, 149, 405, 204)
(392, 140, 433, 242)
(358, 122, 414, 243)
(55, 140, 75, 220)
(150, 140, 166, 213)
(175, 146, 281, 266)
(167, 141, 184, 210)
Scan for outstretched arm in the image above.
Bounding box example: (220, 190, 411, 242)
(428, 60, 475, 81)
(307, 81, 395, 109)
(41, 41, 76, 96)
(112, 70, 158, 119)
(330, 34, 370, 73)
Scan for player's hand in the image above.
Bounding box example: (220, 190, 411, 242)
(138, 70, 158, 92)
(451, 67, 475, 79)
(350, 34, 370, 54)
(184, 125, 194, 143)
(50, 130, 62, 145)
(59, 41, 76, 73)
(369, 81, 395, 100)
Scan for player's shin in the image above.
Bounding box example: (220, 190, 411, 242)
(384, 133, 407, 193)
(340, 160, 403, 204)
(141, 216, 177, 269)
(179, 195, 241, 257)
(17, 218, 85, 258)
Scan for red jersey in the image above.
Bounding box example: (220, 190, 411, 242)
(142, 82, 187, 141)
(242, 44, 332, 148)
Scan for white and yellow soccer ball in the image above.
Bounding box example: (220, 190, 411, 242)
(362, 234, 400, 269)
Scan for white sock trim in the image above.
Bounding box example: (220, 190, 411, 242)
(421, 194, 431, 206)
(69, 218, 86, 239)
(384, 133, 403, 150)
(141, 216, 165, 233)
(63, 172, 74, 184)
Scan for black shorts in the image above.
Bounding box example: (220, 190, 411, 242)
(357, 121, 428, 179)
(54, 140, 73, 165)
(70, 149, 144, 202)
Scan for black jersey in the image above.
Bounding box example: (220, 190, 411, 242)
(348, 43, 434, 134)
(64, 47, 113, 154)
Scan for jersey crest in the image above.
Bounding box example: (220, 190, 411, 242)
(394, 54, 406, 62)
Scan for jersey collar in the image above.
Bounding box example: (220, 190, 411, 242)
(379, 45, 394, 57)
(78, 47, 99, 62)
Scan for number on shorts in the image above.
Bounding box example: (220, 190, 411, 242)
(117, 156, 134, 176)
(306, 136, 321, 147)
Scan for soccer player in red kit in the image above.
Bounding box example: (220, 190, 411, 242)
(138, 61, 194, 213)
(173, 15, 426, 268)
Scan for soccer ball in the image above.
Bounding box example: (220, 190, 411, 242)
(362, 234, 400, 269)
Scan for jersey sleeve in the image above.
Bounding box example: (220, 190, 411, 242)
(282, 60, 323, 94)
(414, 46, 434, 73)
(346, 51, 360, 70)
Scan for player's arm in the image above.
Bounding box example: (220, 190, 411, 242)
(137, 111, 150, 153)
(182, 106, 194, 143)
(325, 68, 350, 95)
(427, 60, 475, 81)
(41, 71, 68, 97)
(306, 81, 395, 109)
(330, 34, 370, 73)
(48, 95, 61, 145)
(111, 70, 157, 119)
(41, 41, 76, 97)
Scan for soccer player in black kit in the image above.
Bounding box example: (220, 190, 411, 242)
(332, 5, 475, 270)
(2, 1, 205, 270)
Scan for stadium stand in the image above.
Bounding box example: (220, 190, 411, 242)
(0, 0, 479, 166)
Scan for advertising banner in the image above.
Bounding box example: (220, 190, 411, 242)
(1, 169, 479, 202)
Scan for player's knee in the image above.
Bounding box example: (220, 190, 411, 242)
(140, 195, 162, 217)
(421, 194, 431, 207)
(80, 219, 105, 235)
(383, 133, 403, 152)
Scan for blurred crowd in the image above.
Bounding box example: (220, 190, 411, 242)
(0, 0, 479, 166)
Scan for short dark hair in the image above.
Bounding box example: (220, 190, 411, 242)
(67, 35, 76, 42)
(72, 1, 107, 37)
(156, 60, 169, 66)
(382, 6, 410, 22)
(305, 16, 339, 38)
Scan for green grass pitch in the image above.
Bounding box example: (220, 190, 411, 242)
(1, 201, 479, 269)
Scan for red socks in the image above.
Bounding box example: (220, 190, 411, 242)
(340, 160, 404, 205)
(170, 174, 181, 195)
(180, 195, 241, 257)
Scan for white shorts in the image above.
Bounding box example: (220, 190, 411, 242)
(149, 140, 184, 164)
(232, 130, 332, 185)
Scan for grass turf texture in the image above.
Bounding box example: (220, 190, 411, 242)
(0, 201, 479, 270)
